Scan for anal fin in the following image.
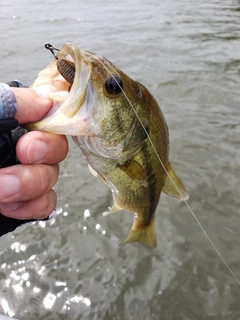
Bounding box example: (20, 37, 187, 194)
(103, 202, 123, 216)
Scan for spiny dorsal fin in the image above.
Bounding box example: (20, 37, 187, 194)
(118, 159, 148, 187)
(162, 162, 189, 201)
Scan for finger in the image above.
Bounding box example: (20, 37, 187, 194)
(16, 131, 68, 164)
(13, 85, 57, 124)
(0, 164, 59, 203)
(0, 189, 57, 220)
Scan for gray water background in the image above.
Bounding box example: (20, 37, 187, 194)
(0, 0, 240, 319)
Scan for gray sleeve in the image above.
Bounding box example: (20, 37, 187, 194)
(0, 83, 17, 119)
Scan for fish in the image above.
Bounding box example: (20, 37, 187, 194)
(25, 43, 189, 248)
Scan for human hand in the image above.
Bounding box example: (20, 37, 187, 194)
(0, 85, 68, 220)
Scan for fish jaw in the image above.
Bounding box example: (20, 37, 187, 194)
(25, 43, 95, 136)
(26, 83, 96, 135)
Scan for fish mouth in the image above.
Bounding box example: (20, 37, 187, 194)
(26, 43, 95, 135)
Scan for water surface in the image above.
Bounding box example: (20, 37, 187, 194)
(0, 0, 240, 319)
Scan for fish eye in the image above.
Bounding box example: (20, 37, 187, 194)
(105, 75, 123, 95)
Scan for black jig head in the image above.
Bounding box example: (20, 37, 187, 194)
(45, 43, 60, 60)
(44, 43, 75, 85)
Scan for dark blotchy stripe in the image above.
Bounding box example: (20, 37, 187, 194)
(141, 142, 159, 225)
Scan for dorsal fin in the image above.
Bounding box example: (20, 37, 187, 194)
(162, 162, 189, 201)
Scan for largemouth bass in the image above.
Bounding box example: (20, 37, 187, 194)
(26, 43, 188, 248)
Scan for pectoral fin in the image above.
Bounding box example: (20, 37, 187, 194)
(162, 162, 189, 201)
(118, 159, 148, 187)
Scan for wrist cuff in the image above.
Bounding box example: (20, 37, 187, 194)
(0, 83, 17, 119)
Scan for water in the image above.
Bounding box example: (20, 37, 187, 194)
(0, 0, 240, 319)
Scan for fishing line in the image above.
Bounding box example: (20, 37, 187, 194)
(87, 52, 240, 285)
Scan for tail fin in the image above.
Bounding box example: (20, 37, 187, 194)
(121, 222, 157, 248)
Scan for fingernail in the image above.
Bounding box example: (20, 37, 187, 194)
(27, 139, 47, 164)
(0, 202, 20, 212)
(0, 175, 20, 199)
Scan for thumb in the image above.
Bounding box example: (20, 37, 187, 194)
(13, 85, 57, 125)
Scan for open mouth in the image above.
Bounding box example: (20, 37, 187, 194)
(25, 43, 94, 135)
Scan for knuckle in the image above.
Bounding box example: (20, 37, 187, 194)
(38, 191, 56, 219)
(59, 136, 68, 160)
(40, 193, 50, 212)
(48, 135, 68, 164)
(36, 164, 58, 193)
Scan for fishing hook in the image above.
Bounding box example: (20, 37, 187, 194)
(45, 43, 60, 60)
